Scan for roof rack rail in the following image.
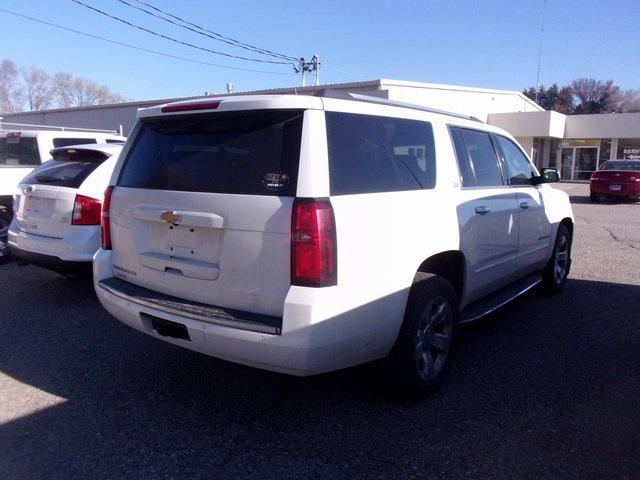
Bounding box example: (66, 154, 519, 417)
(313, 89, 483, 122)
(0, 121, 120, 134)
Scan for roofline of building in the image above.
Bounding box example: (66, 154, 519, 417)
(1, 78, 545, 117)
(0, 79, 384, 117)
(378, 78, 543, 111)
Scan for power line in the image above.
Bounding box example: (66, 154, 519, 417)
(0, 7, 297, 76)
(118, 0, 297, 62)
(70, 0, 295, 66)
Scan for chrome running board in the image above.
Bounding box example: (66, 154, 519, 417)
(460, 273, 542, 324)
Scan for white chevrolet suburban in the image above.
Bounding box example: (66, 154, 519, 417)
(0, 129, 126, 263)
(94, 92, 573, 393)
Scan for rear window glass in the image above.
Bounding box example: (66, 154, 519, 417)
(52, 138, 98, 148)
(0, 136, 40, 166)
(118, 109, 304, 196)
(601, 161, 640, 170)
(21, 149, 109, 188)
(326, 112, 436, 195)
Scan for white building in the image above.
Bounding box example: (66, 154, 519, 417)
(2, 78, 639, 181)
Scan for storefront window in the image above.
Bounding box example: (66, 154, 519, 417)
(550, 139, 561, 169)
(617, 138, 640, 159)
(575, 148, 598, 180)
(599, 139, 612, 166)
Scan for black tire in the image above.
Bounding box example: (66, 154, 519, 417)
(590, 192, 599, 202)
(388, 273, 459, 395)
(0, 208, 12, 265)
(541, 224, 572, 294)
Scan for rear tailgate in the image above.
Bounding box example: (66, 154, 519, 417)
(14, 184, 76, 238)
(109, 108, 305, 317)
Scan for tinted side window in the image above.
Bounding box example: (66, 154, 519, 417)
(495, 135, 534, 185)
(449, 126, 476, 187)
(326, 112, 435, 195)
(53, 138, 98, 148)
(460, 129, 504, 187)
(0, 136, 40, 166)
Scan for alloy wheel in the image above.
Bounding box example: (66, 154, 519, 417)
(415, 296, 453, 381)
(0, 217, 9, 260)
(554, 235, 569, 284)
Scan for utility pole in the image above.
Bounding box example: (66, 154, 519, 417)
(311, 54, 320, 86)
(296, 57, 306, 87)
(294, 55, 321, 87)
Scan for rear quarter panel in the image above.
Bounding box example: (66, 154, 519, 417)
(298, 109, 462, 360)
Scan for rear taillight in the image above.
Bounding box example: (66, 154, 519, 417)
(71, 194, 101, 226)
(101, 186, 114, 250)
(291, 198, 337, 287)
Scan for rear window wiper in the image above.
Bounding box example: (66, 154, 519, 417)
(35, 175, 66, 183)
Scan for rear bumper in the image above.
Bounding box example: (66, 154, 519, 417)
(93, 249, 406, 376)
(590, 181, 640, 197)
(10, 245, 91, 273)
(7, 220, 101, 262)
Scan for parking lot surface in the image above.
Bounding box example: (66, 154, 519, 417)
(0, 183, 638, 479)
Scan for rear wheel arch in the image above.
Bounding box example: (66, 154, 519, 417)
(416, 251, 466, 301)
(560, 217, 574, 239)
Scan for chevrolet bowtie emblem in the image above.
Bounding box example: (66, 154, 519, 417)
(160, 211, 182, 225)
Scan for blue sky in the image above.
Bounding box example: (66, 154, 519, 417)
(1, 0, 638, 101)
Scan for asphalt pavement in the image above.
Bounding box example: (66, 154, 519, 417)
(0, 182, 638, 479)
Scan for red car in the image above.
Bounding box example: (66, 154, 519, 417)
(590, 160, 640, 202)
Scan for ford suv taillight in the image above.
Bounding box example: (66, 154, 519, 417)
(291, 198, 337, 287)
(71, 194, 101, 226)
(101, 186, 114, 250)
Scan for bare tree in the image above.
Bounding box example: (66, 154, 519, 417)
(612, 88, 640, 113)
(2, 58, 128, 111)
(0, 59, 24, 112)
(51, 71, 75, 108)
(22, 67, 54, 111)
(571, 78, 620, 114)
(57, 75, 127, 107)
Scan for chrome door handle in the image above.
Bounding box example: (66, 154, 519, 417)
(475, 206, 490, 215)
(519, 201, 530, 209)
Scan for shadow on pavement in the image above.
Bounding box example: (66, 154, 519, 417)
(0, 266, 639, 479)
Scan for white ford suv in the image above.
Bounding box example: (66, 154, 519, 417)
(94, 93, 573, 392)
(8, 143, 122, 274)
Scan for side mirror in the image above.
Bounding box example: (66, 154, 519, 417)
(534, 167, 560, 184)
